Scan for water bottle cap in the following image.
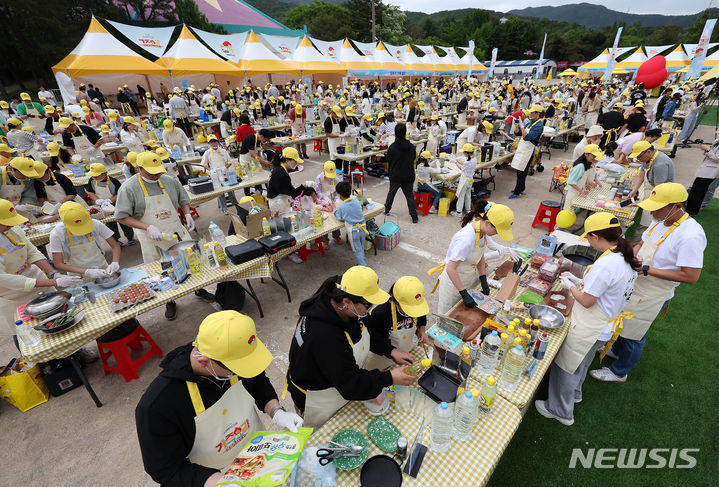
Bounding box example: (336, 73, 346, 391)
(465, 391, 473, 398)
(470, 388, 479, 397)
(491, 330, 498, 336)
(515, 345, 523, 351)
(501, 333, 508, 340)
(14, 320, 22, 325)
(487, 376, 496, 386)
(463, 346, 470, 355)
(440, 401, 448, 409)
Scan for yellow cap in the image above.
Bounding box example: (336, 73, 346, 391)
(20, 92, 31, 101)
(0, 101, 8, 108)
(232, 108, 241, 117)
(163, 119, 174, 130)
(463, 346, 470, 355)
(108, 110, 118, 120)
(136, 151, 166, 174)
(58, 116, 74, 129)
(59, 201, 94, 235)
(580, 212, 620, 238)
(363, 113, 373, 121)
(281, 147, 303, 164)
(123, 116, 139, 126)
(21, 127, 34, 134)
(485, 202, 514, 241)
(44, 105, 55, 114)
(471, 388, 479, 398)
(482, 120, 493, 134)
(392, 276, 429, 317)
(100, 124, 110, 133)
(430, 114, 438, 120)
(0, 198, 28, 226)
(6, 117, 22, 127)
(420, 150, 432, 160)
(345, 106, 354, 116)
(9, 157, 40, 178)
(32, 161, 49, 176)
(146, 139, 159, 148)
(614, 103, 624, 110)
(0, 143, 16, 154)
(637, 182, 688, 212)
(295, 105, 303, 115)
(332, 105, 342, 115)
(323, 160, 337, 179)
(583, 143, 604, 160)
(239, 196, 255, 204)
(71, 111, 82, 119)
(82, 106, 90, 113)
(126, 151, 138, 167)
(487, 376, 496, 386)
(439, 152, 448, 159)
(421, 358, 431, 368)
(155, 147, 170, 161)
(206, 134, 218, 143)
(533, 319, 540, 325)
(628, 140, 652, 159)
(461, 143, 475, 153)
(377, 112, 385, 119)
(193, 311, 272, 378)
(338, 266, 390, 304)
(87, 163, 107, 177)
(528, 104, 543, 113)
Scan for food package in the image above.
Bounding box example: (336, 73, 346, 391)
(530, 252, 550, 268)
(516, 289, 545, 304)
(538, 260, 560, 283)
(526, 277, 552, 296)
(218, 428, 313, 486)
(542, 288, 575, 316)
(446, 305, 491, 341)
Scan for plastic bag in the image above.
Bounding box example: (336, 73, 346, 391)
(218, 427, 313, 486)
(0, 363, 50, 412)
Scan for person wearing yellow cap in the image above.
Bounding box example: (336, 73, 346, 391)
(218, 106, 240, 139)
(0, 198, 83, 341)
(562, 144, 605, 211)
(115, 151, 195, 319)
(509, 104, 544, 199)
(263, 95, 279, 119)
(42, 105, 61, 134)
(596, 102, 627, 148)
(450, 143, 479, 217)
(267, 147, 308, 215)
(324, 105, 349, 168)
(14, 93, 46, 133)
(588, 184, 705, 384)
(84, 163, 136, 246)
(200, 136, 232, 212)
(33, 160, 85, 212)
(626, 140, 675, 226)
(119, 116, 145, 154)
(289, 104, 309, 158)
(457, 92, 472, 125)
(5, 117, 42, 158)
(415, 150, 442, 213)
(431, 200, 519, 314)
(161, 119, 190, 149)
(121, 151, 138, 180)
(239, 128, 273, 170)
(168, 86, 192, 135)
(0, 157, 40, 212)
(48, 201, 120, 282)
(136, 310, 303, 485)
(0, 143, 16, 166)
(534, 213, 638, 427)
(363, 276, 430, 371)
(286, 266, 416, 427)
(58, 115, 106, 159)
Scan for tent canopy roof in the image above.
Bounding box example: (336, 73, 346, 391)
(157, 25, 241, 76)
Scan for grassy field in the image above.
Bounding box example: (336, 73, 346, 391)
(698, 101, 719, 127)
(488, 200, 718, 486)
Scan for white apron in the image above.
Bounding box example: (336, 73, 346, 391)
(327, 121, 342, 159)
(302, 325, 370, 428)
(0, 231, 54, 334)
(42, 173, 88, 208)
(239, 136, 261, 166)
(0, 167, 25, 206)
(71, 127, 97, 159)
(65, 228, 108, 277)
(426, 126, 441, 155)
(93, 178, 114, 202)
(220, 121, 232, 139)
(186, 376, 263, 471)
(206, 148, 229, 173)
(620, 215, 688, 340)
(134, 177, 191, 264)
(165, 128, 186, 148)
(433, 227, 486, 315)
(458, 111, 468, 125)
(23, 104, 46, 133)
(363, 301, 419, 371)
(510, 121, 541, 171)
(554, 298, 610, 374)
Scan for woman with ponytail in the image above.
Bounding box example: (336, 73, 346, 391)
(536, 212, 639, 426)
(285, 266, 416, 428)
(429, 198, 521, 315)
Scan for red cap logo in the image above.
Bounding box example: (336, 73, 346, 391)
(415, 293, 422, 301)
(248, 335, 255, 346)
(9, 207, 15, 213)
(75, 219, 82, 223)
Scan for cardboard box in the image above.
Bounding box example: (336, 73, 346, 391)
(231, 202, 270, 239)
(496, 273, 520, 302)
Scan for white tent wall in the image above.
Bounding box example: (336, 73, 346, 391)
(146, 74, 214, 95)
(54, 72, 77, 106)
(70, 73, 149, 103)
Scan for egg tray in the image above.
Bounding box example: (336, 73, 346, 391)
(106, 283, 156, 312)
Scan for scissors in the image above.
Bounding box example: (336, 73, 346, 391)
(316, 445, 363, 466)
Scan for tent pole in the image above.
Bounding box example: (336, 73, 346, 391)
(169, 70, 175, 88)
(144, 74, 152, 100)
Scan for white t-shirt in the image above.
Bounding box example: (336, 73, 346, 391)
(641, 217, 706, 291)
(48, 220, 114, 262)
(456, 126, 478, 147)
(583, 251, 637, 339)
(444, 223, 489, 263)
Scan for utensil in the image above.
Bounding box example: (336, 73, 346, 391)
(360, 455, 403, 487)
(407, 418, 425, 475)
(553, 242, 565, 256)
(529, 304, 566, 329)
(25, 292, 71, 319)
(519, 264, 529, 276)
(393, 437, 408, 464)
(329, 429, 369, 470)
(316, 445, 363, 465)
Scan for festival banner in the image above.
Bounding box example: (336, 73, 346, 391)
(604, 27, 623, 81)
(535, 33, 547, 80)
(107, 20, 176, 57)
(489, 48, 498, 78)
(686, 19, 718, 78)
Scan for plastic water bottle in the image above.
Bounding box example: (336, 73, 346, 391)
(499, 345, 525, 392)
(209, 168, 221, 189)
(430, 402, 453, 452)
(477, 330, 501, 376)
(15, 320, 40, 347)
(208, 221, 226, 247)
(291, 215, 299, 233)
(478, 376, 497, 416)
(203, 243, 217, 268)
(452, 390, 476, 441)
(496, 332, 510, 369)
(468, 338, 481, 366)
(406, 358, 431, 377)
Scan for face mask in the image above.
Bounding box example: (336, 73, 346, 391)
(141, 176, 157, 183)
(192, 351, 231, 381)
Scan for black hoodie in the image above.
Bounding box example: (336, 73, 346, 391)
(135, 344, 277, 487)
(286, 294, 393, 412)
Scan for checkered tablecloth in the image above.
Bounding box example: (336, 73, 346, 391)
(272, 135, 328, 147)
(305, 374, 522, 486)
(187, 171, 270, 206)
(569, 182, 638, 225)
(17, 250, 270, 364)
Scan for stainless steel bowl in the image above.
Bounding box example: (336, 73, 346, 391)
(25, 291, 71, 319)
(529, 304, 566, 330)
(167, 239, 199, 254)
(94, 271, 121, 289)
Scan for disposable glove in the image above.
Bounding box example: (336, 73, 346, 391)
(459, 289, 477, 308)
(84, 268, 107, 279)
(55, 274, 83, 288)
(147, 225, 163, 240)
(105, 262, 120, 275)
(273, 409, 304, 433)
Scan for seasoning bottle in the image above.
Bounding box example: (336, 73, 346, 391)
(406, 358, 432, 377)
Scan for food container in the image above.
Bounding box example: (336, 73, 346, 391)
(25, 292, 71, 319)
(106, 283, 156, 312)
(526, 276, 552, 296)
(529, 304, 566, 329)
(530, 252, 550, 268)
(538, 260, 560, 283)
(94, 271, 121, 289)
(364, 389, 391, 416)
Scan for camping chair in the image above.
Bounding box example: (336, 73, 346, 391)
(549, 161, 569, 193)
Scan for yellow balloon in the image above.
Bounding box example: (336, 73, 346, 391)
(556, 209, 577, 228)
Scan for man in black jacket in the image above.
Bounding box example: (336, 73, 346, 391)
(384, 123, 418, 223)
(136, 311, 302, 487)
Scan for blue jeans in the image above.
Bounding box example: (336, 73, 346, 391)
(702, 178, 719, 209)
(610, 334, 648, 377)
(351, 228, 367, 266)
(417, 182, 441, 208)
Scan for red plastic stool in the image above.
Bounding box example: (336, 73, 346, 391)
(313, 139, 324, 153)
(531, 200, 561, 231)
(96, 319, 163, 382)
(414, 192, 432, 216)
(178, 206, 199, 224)
(297, 237, 326, 261)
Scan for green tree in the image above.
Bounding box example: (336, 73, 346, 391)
(175, 0, 224, 33)
(285, 0, 353, 40)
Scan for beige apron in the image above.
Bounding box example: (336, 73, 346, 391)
(562, 166, 591, 211)
(300, 325, 370, 429)
(65, 228, 108, 277)
(0, 231, 54, 334)
(135, 177, 191, 263)
(0, 167, 25, 205)
(164, 128, 186, 147)
(510, 120, 541, 171)
(206, 148, 229, 172)
(620, 214, 689, 340)
(458, 111, 468, 125)
(23, 103, 45, 133)
(363, 301, 419, 371)
(93, 178, 114, 202)
(71, 127, 97, 159)
(42, 173, 87, 208)
(426, 125, 441, 155)
(239, 136, 261, 167)
(432, 225, 486, 315)
(186, 376, 262, 471)
(327, 121, 342, 160)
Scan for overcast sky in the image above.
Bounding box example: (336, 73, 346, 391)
(391, 0, 715, 15)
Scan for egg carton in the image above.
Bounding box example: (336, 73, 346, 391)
(106, 282, 156, 312)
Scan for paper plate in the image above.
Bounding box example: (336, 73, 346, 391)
(330, 429, 369, 471)
(367, 417, 401, 453)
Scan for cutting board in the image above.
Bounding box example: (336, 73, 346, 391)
(542, 288, 575, 316)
